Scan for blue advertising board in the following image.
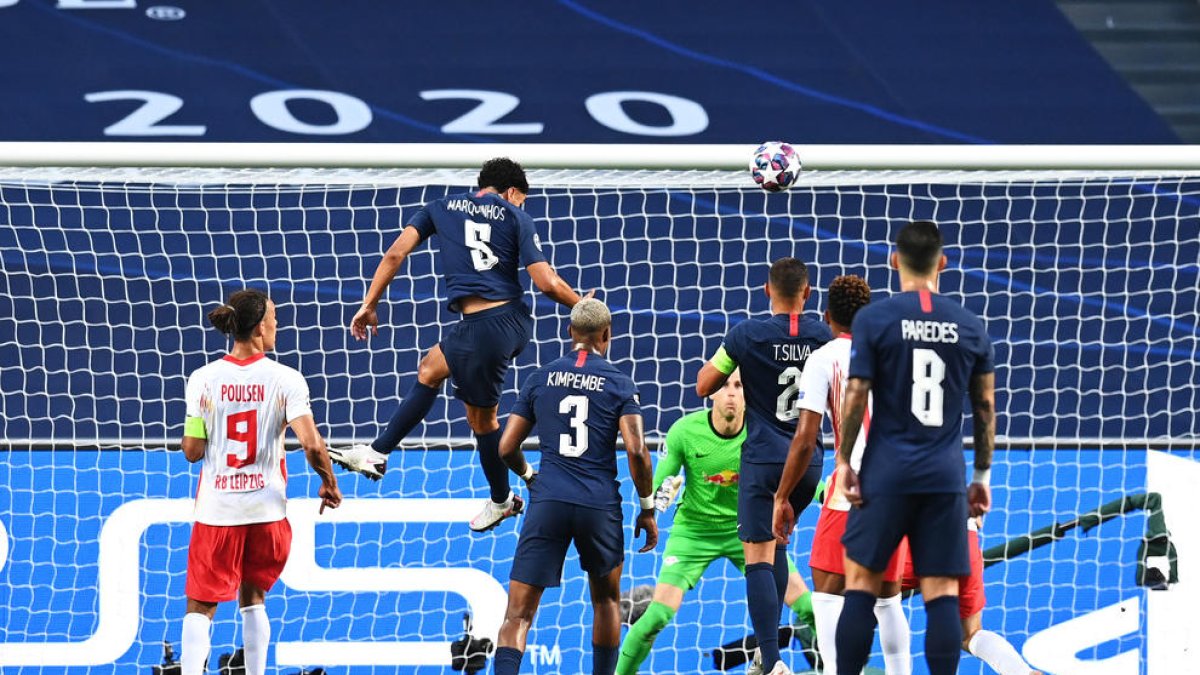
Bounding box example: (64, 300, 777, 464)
(1, 447, 1197, 673)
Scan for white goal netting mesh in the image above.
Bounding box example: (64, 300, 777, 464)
(0, 167, 1197, 674)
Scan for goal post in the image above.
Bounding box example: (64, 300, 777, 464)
(0, 143, 1196, 674)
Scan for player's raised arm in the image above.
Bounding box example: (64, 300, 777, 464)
(289, 414, 342, 513)
(351, 226, 423, 340)
(527, 260, 585, 308)
(620, 412, 658, 552)
(967, 371, 995, 518)
(837, 377, 872, 506)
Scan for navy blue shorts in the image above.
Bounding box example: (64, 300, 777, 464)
(737, 459, 823, 543)
(440, 301, 533, 407)
(510, 499, 625, 588)
(842, 491, 969, 577)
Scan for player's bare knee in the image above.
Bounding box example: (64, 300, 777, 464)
(416, 351, 450, 386)
(466, 405, 500, 434)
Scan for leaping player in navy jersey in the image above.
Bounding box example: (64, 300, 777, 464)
(330, 158, 587, 532)
(834, 221, 995, 675)
(696, 258, 833, 675)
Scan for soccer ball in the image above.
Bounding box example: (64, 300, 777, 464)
(749, 141, 802, 192)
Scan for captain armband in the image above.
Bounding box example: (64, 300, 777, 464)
(184, 416, 207, 440)
(709, 346, 737, 375)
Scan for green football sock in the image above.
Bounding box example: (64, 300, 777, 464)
(616, 601, 676, 675)
(791, 590, 816, 632)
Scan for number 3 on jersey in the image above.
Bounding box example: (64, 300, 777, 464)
(466, 219, 499, 271)
(559, 394, 589, 457)
(911, 348, 946, 427)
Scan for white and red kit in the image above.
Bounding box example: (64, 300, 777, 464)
(902, 518, 987, 618)
(183, 352, 311, 601)
(796, 333, 908, 579)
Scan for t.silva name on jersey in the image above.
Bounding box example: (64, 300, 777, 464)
(901, 319, 959, 343)
(445, 198, 507, 221)
(774, 343, 814, 362)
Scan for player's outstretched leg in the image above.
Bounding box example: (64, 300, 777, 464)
(962, 612, 1042, 675)
(330, 346, 448, 480)
(467, 403, 523, 532)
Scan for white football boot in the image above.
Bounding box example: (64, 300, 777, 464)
(766, 660, 792, 675)
(469, 492, 525, 532)
(328, 443, 388, 481)
(745, 647, 764, 675)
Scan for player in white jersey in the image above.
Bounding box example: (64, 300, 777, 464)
(773, 275, 912, 675)
(179, 289, 342, 675)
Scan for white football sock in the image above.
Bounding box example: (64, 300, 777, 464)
(240, 604, 271, 675)
(968, 629, 1035, 675)
(181, 612, 212, 675)
(875, 594, 912, 675)
(810, 591, 844, 675)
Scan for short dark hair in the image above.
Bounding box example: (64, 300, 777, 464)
(827, 275, 871, 328)
(896, 220, 943, 274)
(207, 289, 269, 341)
(768, 257, 809, 298)
(478, 157, 529, 194)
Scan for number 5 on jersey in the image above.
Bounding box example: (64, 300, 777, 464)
(466, 220, 499, 271)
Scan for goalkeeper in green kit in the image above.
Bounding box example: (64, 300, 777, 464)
(616, 369, 817, 674)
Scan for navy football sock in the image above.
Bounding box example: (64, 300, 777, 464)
(773, 545, 790, 605)
(835, 590, 877, 674)
(592, 643, 619, 675)
(923, 595, 962, 675)
(745, 562, 781, 670)
(494, 646, 524, 675)
(371, 382, 438, 454)
(476, 428, 510, 503)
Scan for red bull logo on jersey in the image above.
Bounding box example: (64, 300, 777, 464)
(703, 470, 739, 486)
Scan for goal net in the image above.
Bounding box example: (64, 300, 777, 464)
(0, 160, 1197, 674)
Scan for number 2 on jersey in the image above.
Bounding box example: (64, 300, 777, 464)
(911, 348, 946, 426)
(775, 366, 802, 421)
(559, 394, 590, 457)
(226, 409, 258, 468)
(466, 219, 499, 271)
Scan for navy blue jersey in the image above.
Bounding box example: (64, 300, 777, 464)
(849, 290, 995, 495)
(409, 191, 547, 313)
(511, 349, 642, 509)
(721, 313, 833, 464)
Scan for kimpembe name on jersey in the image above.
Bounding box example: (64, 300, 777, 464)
(900, 319, 959, 343)
(445, 198, 507, 220)
(546, 370, 607, 391)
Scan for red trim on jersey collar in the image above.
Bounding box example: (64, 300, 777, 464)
(837, 332, 852, 340)
(919, 290, 933, 313)
(788, 313, 799, 336)
(575, 350, 588, 367)
(223, 352, 267, 367)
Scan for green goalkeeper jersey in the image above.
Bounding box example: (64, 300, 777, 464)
(654, 409, 744, 533)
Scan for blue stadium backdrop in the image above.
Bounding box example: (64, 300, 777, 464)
(1, 172, 1197, 674)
